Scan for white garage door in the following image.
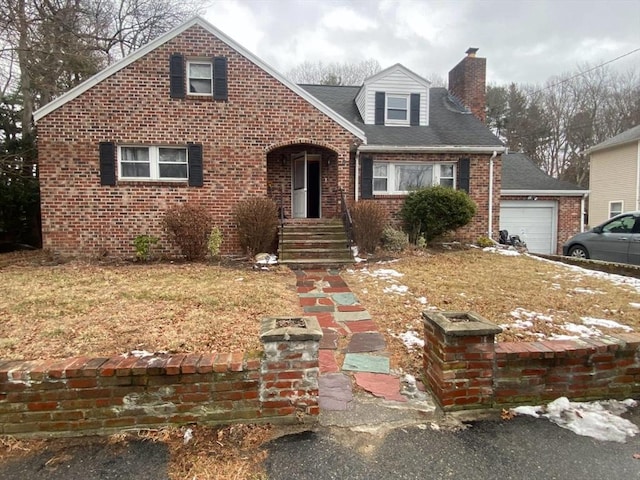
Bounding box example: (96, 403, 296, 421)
(500, 200, 557, 254)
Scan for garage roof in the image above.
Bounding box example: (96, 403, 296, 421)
(501, 153, 588, 195)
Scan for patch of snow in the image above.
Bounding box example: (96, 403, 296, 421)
(581, 317, 633, 332)
(510, 308, 553, 322)
(370, 268, 404, 279)
(561, 322, 602, 337)
(573, 287, 603, 294)
(530, 255, 640, 293)
(183, 427, 193, 444)
(398, 330, 425, 350)
(482, 247, 520, 256)
(416, 296, 428, 305)
(630, 303, 640, 309)
(513, 397, 638, 443)
(383, 284, 409, 295)
(254, 253, 277, 265)
(126, 350, 155, 358)
(376, 258, 400, 264)
(551, 283, 561, 289)
(351, 246, 366, 263)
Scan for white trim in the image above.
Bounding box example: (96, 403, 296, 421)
(186, 59, 213, 96)
(362, 63, 431, 89)
(358, 145, 506, 154)
(501, 189, 588, 196)
(385, 93, 410, 126)
(372, 160, 456, 194)
(636, 139, 640, 210)
(609, 200, 624, 218)
(119, 145, 188, 181)
(33, 16, 366, 141)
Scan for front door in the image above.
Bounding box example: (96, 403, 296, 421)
(292, 152, 321, 218)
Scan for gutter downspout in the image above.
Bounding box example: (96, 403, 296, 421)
(636, 140, 640, 210)
(488, 150, 497, 239)
(355, 150, 360, 203)
(580, 194, 587, 232)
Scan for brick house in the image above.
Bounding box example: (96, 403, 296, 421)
(34, 16, 508, 258)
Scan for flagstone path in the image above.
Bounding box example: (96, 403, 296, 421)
(294, 269, 407, 410)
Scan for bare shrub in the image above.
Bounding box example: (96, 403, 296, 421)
(233, 197, 278, 255)
(163, 203, 213, 261)
(351, 201, 388, 254)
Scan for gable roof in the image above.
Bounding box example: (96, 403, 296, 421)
(33, 16, 365, 141)
(360, 63, 431, 89)
(301, 85, 504, 152)
(585, 124, 640, 154)
(501, 152, 587, 195)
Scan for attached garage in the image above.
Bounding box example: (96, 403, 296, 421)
(500, 153, 588, 255)
(500, 200, 557, 254)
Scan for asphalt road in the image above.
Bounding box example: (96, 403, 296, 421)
(265, 412, 640, 480)
(1, 410, 638, 479)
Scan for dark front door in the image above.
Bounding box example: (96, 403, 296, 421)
(307, 159, 320, 218)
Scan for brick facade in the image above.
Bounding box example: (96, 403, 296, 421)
(37, 24, 358, 258)
(361, 152, 502, 242)
(448, 50, 487, 123)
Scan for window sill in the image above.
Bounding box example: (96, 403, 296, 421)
(117, 180, 189, 187)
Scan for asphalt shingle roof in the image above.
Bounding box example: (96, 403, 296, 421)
(586, 124, 640, 154)
(300, 85, 503, 148)
(502, 152, 586, 192)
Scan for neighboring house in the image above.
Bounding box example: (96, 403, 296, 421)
(587, 125, 640, 226)
(500, 153, 588, 254)
(34, 16, 505, 258)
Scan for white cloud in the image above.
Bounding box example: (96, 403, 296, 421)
(205, 0, 266, 54)
(320, 6, 377, 32)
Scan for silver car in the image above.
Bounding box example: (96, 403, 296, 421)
(563, 211, 640, 265)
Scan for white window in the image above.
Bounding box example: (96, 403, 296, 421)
(187, 61, 212, 95)
(119, 146, 188, 181)
(386, 94, 409, 125)
(373, 162, 456, 194)
(609, 201, 623, 218)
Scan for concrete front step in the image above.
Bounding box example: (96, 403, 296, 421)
(278, 219, 353, 267)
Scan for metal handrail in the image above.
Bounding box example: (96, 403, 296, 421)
(278, 186, 284, 253)
(339, 188, 354, 248)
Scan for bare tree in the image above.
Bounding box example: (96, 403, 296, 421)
(287, 59, 381, 86)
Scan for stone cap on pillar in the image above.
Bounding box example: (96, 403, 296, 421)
(260, 317, 323, 343)
(423, 311, 502, 337)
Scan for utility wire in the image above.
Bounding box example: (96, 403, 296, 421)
(529, 47, 640, 95)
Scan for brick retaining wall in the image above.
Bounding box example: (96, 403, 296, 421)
(423, 311, 640, 411)
(0, 317, 321, 437)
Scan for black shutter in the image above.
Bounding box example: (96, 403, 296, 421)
(361, 156, 374, 199)
(410, 93, 420, 126)
(99, 141, 116, 186)
(170, 53, 185, 98)
(213, 56, 228, 101)
(374, 92, 385, 125)
(188, 143, 203, 187)
(458, 157, 470, 193)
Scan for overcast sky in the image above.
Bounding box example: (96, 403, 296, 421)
(204, 0, 640, 86)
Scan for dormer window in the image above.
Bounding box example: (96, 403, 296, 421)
(386, 95, 409, 124)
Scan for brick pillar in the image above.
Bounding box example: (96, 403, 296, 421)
(259, 317, 322, 422)
(422, 311, 501, 411)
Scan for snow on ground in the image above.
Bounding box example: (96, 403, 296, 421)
(630, 302, 640, 309)
(530, 255, 640, 293)
(572, 287, 603, 295)
(383, 284, 409, 295)
(482, 247, 521, 256)
(512, 397, 639, 443)
(395, 330, 425, 350)
(581, 317, 633, 332)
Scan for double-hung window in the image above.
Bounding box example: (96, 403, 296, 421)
(187, 61, 213, 95)
(609, 201, 623, 218)
(386, 95, 409, 125)
(373, 162, 456, 194)
(120, 146, 188, 181)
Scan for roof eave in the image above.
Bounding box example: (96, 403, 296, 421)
(585, 138, 640, 155)
(501, 189, 589, 196)
(357, 145, 506, 154)
(33, 16, 366, 141)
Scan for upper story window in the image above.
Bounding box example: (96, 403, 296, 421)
(386, 95, 409, 124)
(119, 146, 188, 181)
(187, 61, 213, 95)
(373, 162, 456, 194)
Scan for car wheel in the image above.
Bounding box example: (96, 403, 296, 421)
(568, 245, 589, 259)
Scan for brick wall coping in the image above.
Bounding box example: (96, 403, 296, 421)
(423, 311, 502, 337)
(260, 317, 322, 343)
(495, 333, 640, 359)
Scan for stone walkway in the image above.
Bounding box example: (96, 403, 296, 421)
(295, 269, 408, 410)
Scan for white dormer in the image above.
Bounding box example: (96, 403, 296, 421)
(356, 64, 431, 126)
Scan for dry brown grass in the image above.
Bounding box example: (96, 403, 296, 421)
(343, 248, 640, 375)
(0, 251, 301, 360)
(0, 424, 273, 479)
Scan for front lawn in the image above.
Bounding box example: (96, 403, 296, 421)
(343, 248, 640, 374)
(0, 252, 301, 360)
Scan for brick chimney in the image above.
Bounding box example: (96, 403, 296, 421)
(448, 47, 486, 123)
